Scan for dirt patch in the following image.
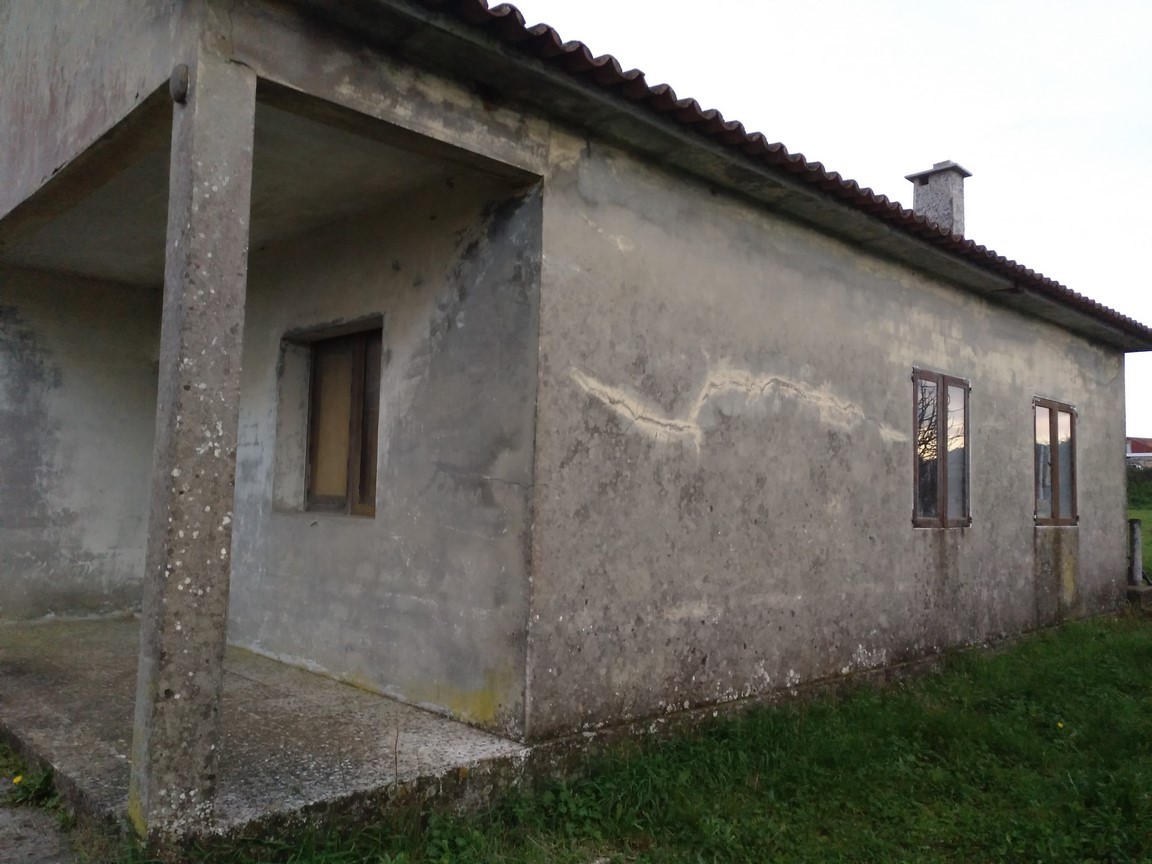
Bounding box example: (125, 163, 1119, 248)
(0, 806, 77, 864)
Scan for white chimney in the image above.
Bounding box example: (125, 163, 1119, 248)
(905, 160, 971, 237)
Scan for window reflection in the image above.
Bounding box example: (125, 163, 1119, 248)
(1034, 399, 1075, 524)
(915, 378, 938, 518)
(913, 371, 969, 526)
(1057, 410, 1073, 519)
(946, 384, 966, 520)
(1035, 405, 1051, 518)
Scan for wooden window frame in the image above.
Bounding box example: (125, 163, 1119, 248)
(912, 369, 971, 529)
(305, 329, 381, 518)
(1033, 397, 1077, 527)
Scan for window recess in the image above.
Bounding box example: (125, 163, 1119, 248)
(306, 329, 382, 517)
(913, 369, 970, 528)
(1034, 398, 1077, 526)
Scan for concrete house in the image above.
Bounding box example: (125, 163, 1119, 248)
(3, 0, 1152, 841)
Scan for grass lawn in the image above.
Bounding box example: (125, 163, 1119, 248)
(20, 615, 1134, 863)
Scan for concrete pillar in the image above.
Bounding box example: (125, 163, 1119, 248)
(128, 50, 256, 840)
(1131, 519, 1144, 587)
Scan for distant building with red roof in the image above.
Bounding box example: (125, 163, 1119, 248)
(1128, 437, 1152, 466)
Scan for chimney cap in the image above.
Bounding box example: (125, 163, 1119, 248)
(905, 160, 972, 182)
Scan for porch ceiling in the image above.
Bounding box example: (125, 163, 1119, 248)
(0, 99, 458, 287)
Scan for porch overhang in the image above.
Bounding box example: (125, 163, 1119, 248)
(0, 53, 540, 843)
(276, 0, 1152, 353)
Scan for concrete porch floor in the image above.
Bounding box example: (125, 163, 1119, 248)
(0, 618, 528, 836)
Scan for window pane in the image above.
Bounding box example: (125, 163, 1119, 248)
(310, 341, 353, 500)
(1035, 405, 1051, 518)
(946, 384, 967, 520)
(915, 378, 939, 518)
(358, 332, 382, 510)
(1057, 410, 1073, 519)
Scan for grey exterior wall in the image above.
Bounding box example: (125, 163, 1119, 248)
(228, 173, 541, 738)
(0, 0, 1132, 746)
(0, 0, 183, 220)
(525, 131, 1128, 740)
(0, 268, 159, 619)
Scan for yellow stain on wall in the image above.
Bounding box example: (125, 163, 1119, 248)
(1061, 553, 1078, 608)
(405, 667, 514, 728)
(228, 644, 516, 731)
(127, 786, 147, 838)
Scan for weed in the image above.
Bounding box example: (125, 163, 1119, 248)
(9, 765, 58, 808)
(1, 746, 60, 811)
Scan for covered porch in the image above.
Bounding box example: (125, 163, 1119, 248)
(0, 617, 526, 836)
(0, 29, 541, 844)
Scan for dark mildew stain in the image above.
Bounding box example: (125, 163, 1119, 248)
(0, 306, 60, 532)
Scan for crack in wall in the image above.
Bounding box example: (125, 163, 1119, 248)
(578, 211, 635, 253)
(571, 363, 908, 451)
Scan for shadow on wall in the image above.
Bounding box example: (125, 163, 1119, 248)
(0, 275, 160, 621)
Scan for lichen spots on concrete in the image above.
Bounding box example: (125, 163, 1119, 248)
(128, 50, 258, 840)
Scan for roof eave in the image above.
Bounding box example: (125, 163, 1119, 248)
(284, 0, 1152, 353)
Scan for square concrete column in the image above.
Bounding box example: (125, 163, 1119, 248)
(129, 50, 256, 841)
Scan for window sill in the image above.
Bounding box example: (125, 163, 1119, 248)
(271, 507, 376, 521)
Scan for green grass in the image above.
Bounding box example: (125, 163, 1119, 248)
(92, 616, 1145, 864)
(1128, 466, 1152, 510)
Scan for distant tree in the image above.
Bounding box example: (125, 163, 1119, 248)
(1129, 464, 1152, 509)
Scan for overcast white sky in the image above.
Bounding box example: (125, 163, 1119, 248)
(509, 0, 1152, 436)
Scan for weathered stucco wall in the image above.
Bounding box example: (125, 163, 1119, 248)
(0, 0, 1130, 749)
(228, 173, 541, 739)
(525, 131, 1127, 740)
(220, 0, 549, 180)
(0, 268, 159, 619)
(0, 0, 183, 219)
